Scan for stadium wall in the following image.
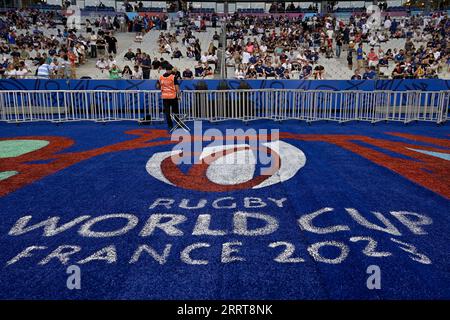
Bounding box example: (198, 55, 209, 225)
(0, 79, 449, 92)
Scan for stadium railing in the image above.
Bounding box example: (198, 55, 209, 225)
(0, 90, 163, 123)
(181, 89, 449, 124)
(0, 89, 448, 124)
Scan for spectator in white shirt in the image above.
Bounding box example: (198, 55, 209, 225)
(132, 65, 143, 79)
(200, 52, 208, 64)
(16, 61, 30, 78)
(235, 64, 245, 79)
(326, 28, 333, 39)
(29, 47, 38, 60)
(282, 61, 292, 71)
(4, 64, 17, 78)
(260, 44, 267, 53)
(135, 32, 143, 43)
(164, 43, 172, 55)
(207, 54, 217, 63)
(49, 58, 59, 75)
(296, 51, 307, 63)
(242, 50, 251, 65)
(96, 57, 108, 73)
(369, 33, 379, 47)
(433, 50, 441, 60)
(90, 32, 98, 58)
(107, 55, 116, 68)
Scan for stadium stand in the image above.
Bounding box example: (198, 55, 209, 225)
(0, 2, 448, 80)
(225, 12, 449, 80)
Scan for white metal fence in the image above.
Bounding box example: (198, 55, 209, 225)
(181, 89, 449, 124)
(0, 90, 164, 123)
(0, 89, 448, 124)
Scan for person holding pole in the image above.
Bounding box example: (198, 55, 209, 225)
(156, 65, 185, 131)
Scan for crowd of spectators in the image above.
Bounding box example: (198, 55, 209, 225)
(225, 14, 338, 80)
(0, 9, 71, 79)
(224, 11, 449, 80)
(269, 2, 319, 13)
(348, 13, 449, 79)
(0, 7, 182, 79)
(95, 21, 218, 80)
(0, 6, 448, 81)
(0, 4, 220, 80)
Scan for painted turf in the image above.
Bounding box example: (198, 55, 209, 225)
(0, 120, 449, 299)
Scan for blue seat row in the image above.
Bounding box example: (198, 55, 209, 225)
(29, 4, 62, 10)
(190, 8, 215, 13)
(237, 8, 265, 13)
(83, 6, 115, 12)
(138, 7, 164, 12)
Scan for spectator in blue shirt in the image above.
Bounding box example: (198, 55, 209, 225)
(356, 43, 364, 69)
(264, 63, 275, 78)
(390, 19, 398, 35)
(362, 66, 378, 80)
(7, 32, 15, 45)
(275, 65, 285, 78)
(394, 50, 405, 62)
(254, 62, 264, 77)
(300, 64, 312, 79)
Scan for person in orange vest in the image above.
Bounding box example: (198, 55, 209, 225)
(156, 65, 181, 130)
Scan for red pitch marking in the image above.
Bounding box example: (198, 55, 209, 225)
(0, 129, 171, 197)
(0, 130, 448, 198)
(161, 145, 280, 192)
(280, 132, 450, 199)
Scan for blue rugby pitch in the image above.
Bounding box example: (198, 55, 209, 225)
(0, 120, 449, 299)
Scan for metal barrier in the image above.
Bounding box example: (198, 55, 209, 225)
(1, 89, 448, 124)
(181, 89, 449, 124)
(0, 90, 164, 123)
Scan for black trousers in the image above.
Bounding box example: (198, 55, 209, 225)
(90, 45, 97, 58)
(108, 46, 117, 55)
(163, 98, 179, 129)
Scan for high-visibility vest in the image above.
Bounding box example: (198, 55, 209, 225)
(159, 74, 177, 99)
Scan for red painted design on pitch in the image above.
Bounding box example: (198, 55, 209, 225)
(160, 145, 280, 192)
(0, 129, 172, 197)
(0, 129, 448, 199)
(280, 132, 450, 199)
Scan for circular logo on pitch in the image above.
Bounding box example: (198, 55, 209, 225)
(146, 140, 306, 192)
